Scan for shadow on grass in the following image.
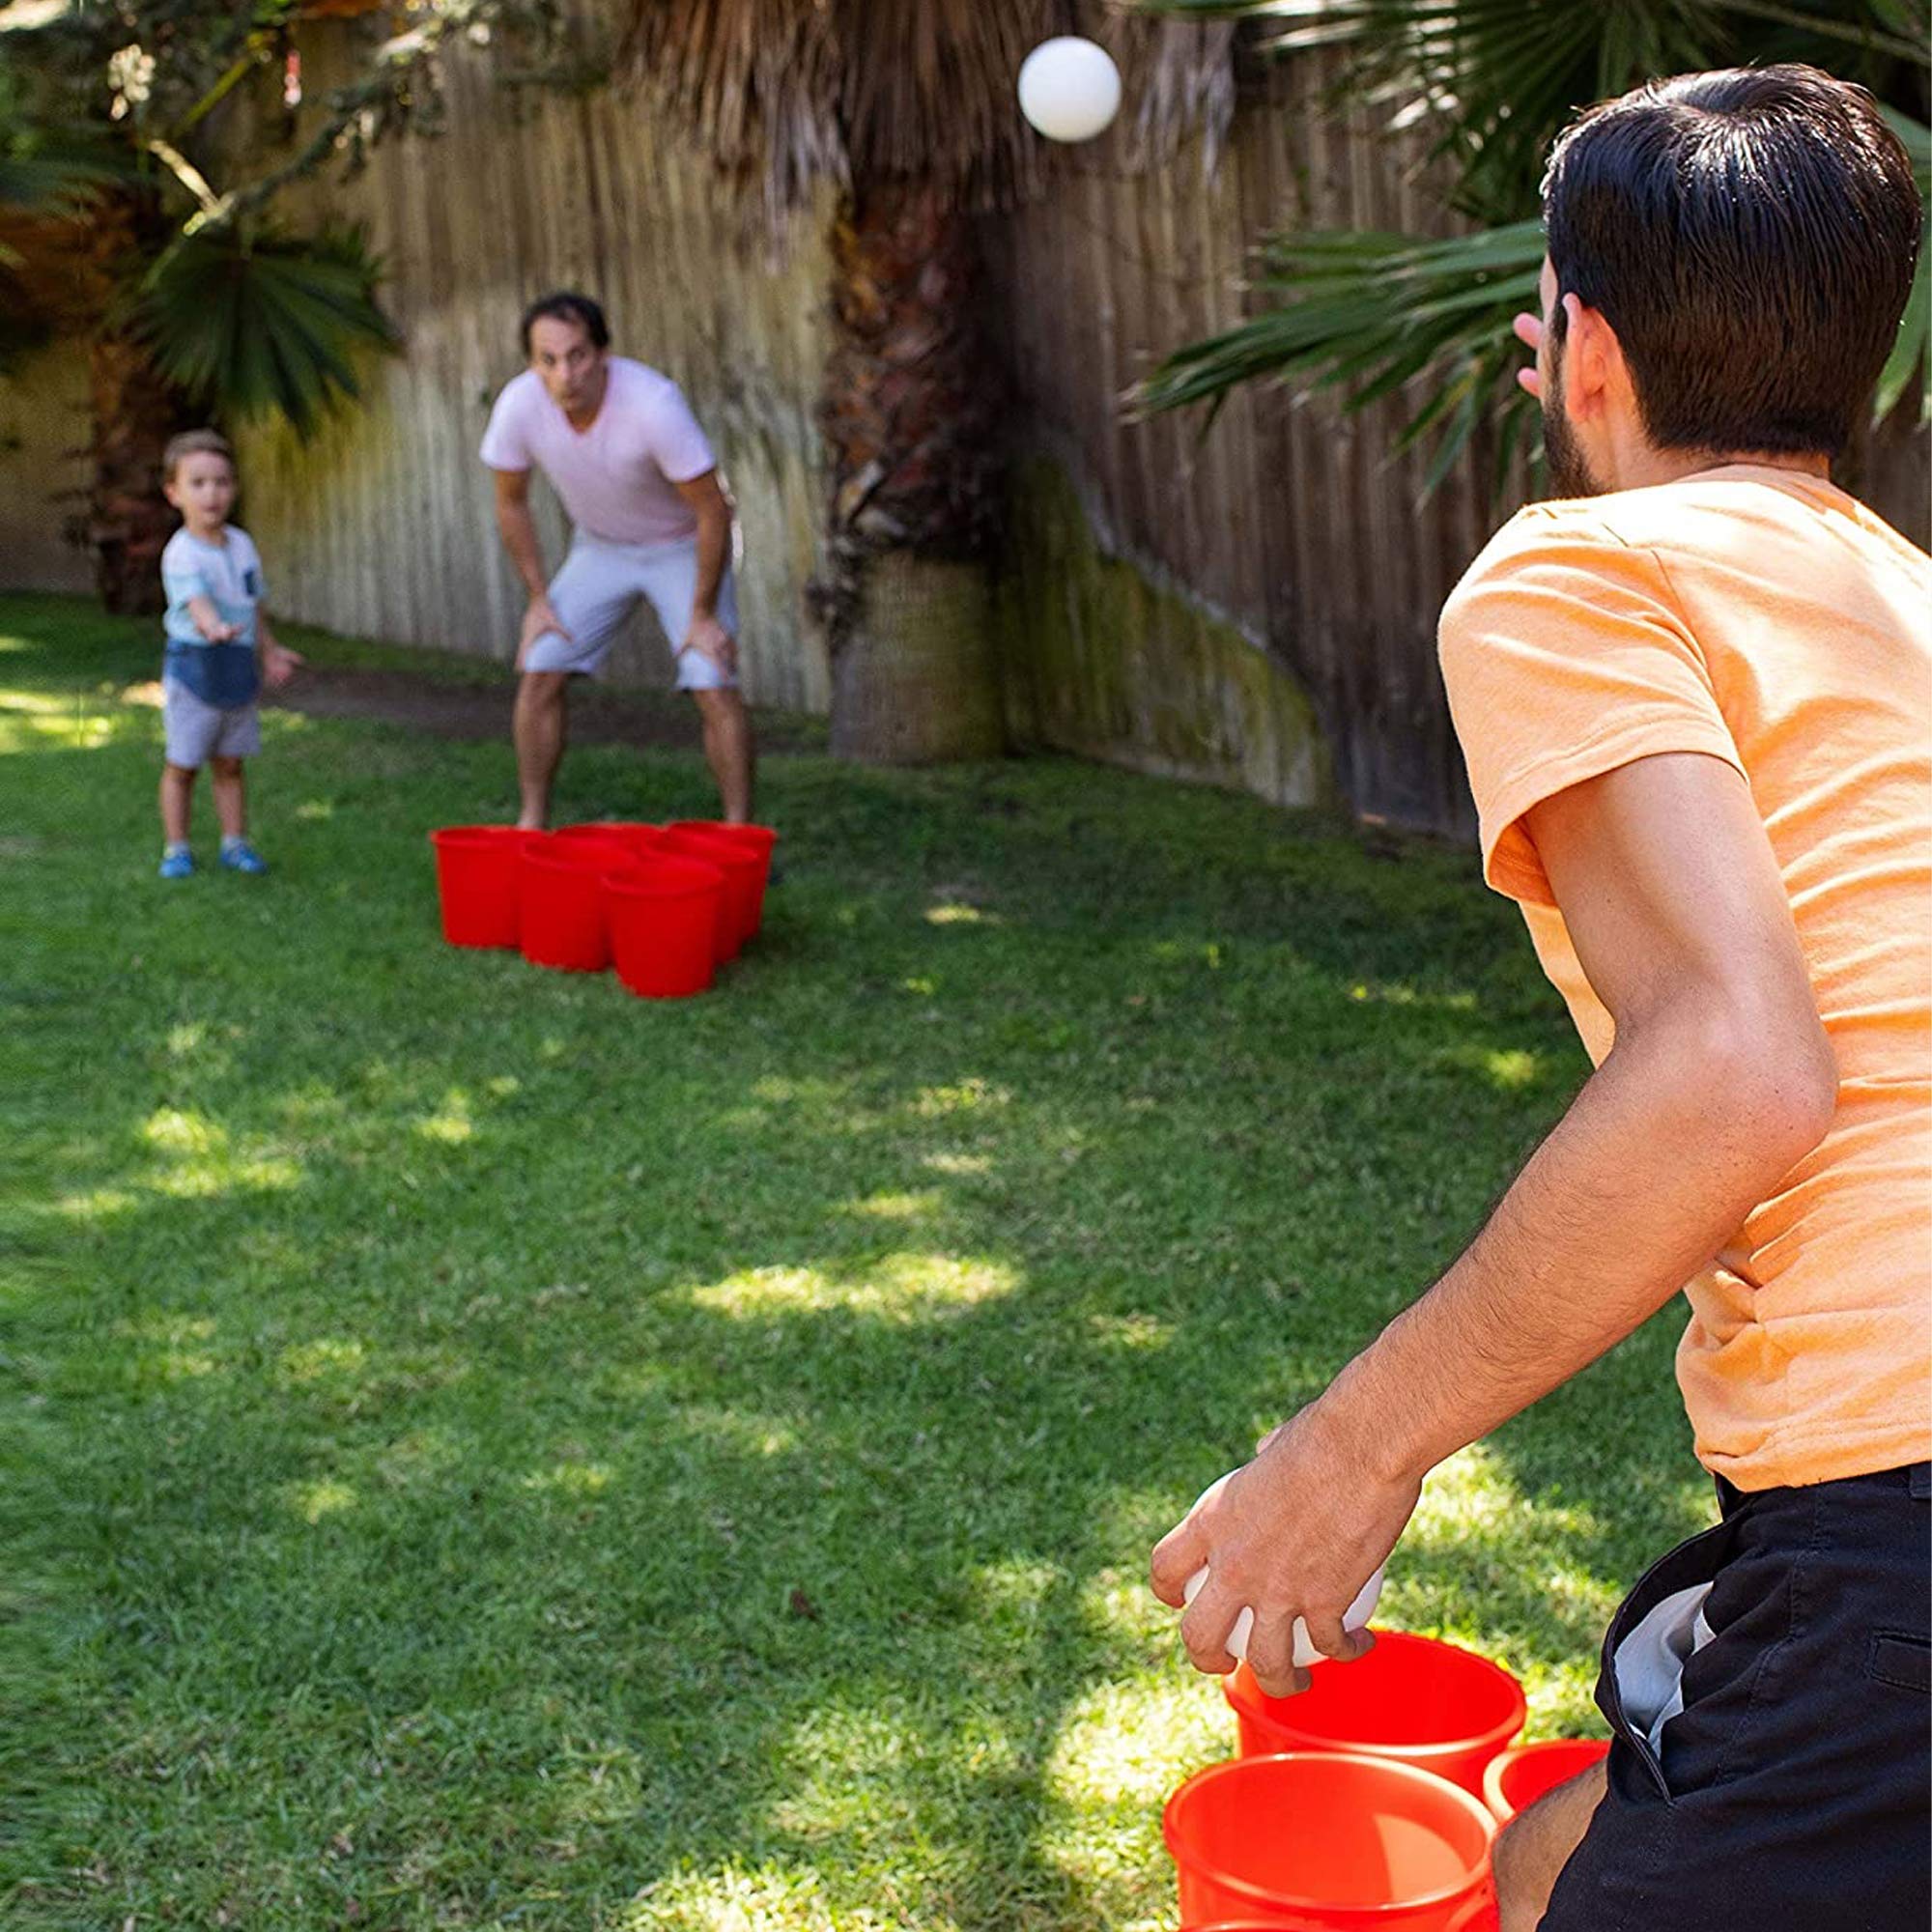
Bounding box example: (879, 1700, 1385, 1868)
(4, 595, 1708, 1931)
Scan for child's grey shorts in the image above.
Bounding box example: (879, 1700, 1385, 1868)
(163, 680, 262, 768)
(522, 534, 739, 689)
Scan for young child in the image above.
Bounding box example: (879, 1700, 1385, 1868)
(157, 430, 304, 879)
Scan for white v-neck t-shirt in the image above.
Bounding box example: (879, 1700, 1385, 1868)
(479, 357, 717, 550)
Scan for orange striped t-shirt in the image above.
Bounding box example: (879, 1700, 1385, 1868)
(1438, 465, 1931, 1491)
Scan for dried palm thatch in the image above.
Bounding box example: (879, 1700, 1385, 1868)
(619, 0, 1240, 215)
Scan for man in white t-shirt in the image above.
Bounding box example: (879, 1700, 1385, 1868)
(479, 291, 753, 826)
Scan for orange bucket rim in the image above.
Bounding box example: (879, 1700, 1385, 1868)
(1162, 1750, 1496, 1919)
(1225, 1634, 1528, 1761)
(1481, 1738, 1609, 1823)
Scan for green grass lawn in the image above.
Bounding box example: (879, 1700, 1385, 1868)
(1, 591, 1711, 1931)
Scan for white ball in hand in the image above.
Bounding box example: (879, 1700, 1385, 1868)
(1182, 1564, 1386, 1670)
(1017, 38, 1122, 144)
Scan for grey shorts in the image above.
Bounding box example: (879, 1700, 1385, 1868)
(163, 680, 261, 768)
(524, 534, 739, 690)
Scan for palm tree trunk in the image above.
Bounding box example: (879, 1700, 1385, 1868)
(817, 180, 1005, 762)
(81, 189, 193, 615)
(88, 332, 190, 614)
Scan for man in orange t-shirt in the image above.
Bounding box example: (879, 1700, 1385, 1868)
(1151, 65, 1928, 1930)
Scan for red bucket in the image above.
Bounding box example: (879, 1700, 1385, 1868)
(606, 855, 725, 998)
(1481, 1739, 1609, 1827)
(659, 828, 763, 960)
(668, 823, 773, 896)
(555, 821, 663, 860)
(670, 823, 777, 938)
(1165, 1751, 1497, 1932)
(520, 839, 624, 972)
(1190, 1918, 1495, 1932)
(1225, 1634, 1526, 1796)
(430, 825, 534, 949)
(668, 820, 777, 866)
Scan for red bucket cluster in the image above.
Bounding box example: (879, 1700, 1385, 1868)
(427, 820, 778, 999)
(1166, 1631, 1608, 1930)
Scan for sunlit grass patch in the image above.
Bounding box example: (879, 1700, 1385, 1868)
(1044, 1675, 1228, 1808)
(288, 1476, 359, 1523)
(1085, 1313, 1175, 1353)
(521, 1460, 617, 1497)
(842, 1189, 941, 1221)
(690, 1254, 1019, 1323)
(277, 1336, 368, 1384)
(622, 1865, 871, 1932)
(4, 591, 1694, 1932)
(912, 1077, 1010, 1117)
(414, 1088, 475, 1144)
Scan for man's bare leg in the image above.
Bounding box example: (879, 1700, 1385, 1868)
(692, 687, 754, 824)
(1494, 1762, 1607, 1932)
(513, 670, 572, 829)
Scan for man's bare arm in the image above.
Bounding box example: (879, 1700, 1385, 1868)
(493, 468, 548, 599)
(1324, 751, 1837, 1467)
(492, 468, 568, 666)
(674, 469, 736, 672)
(1153, 752, 1837, 1692)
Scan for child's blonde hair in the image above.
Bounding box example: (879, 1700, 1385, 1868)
(162, 428, 236, 483)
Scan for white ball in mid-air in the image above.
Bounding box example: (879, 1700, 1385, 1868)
(1017, 37, 1122, 144)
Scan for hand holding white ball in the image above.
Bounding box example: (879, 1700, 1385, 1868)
(1017, 37, 1122, 144)
(1181, 1561, 1386, 1671)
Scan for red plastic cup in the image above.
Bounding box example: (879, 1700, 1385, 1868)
(659, 828, 763, 960)
(555, 822, 664, 860)
(1165, 1750, 1497, 1932)
(519, 839, 623, 972)
(1481, 1739, 1609, 1826)
(670, 824, 778, 938)
(667, 820, 778, 866)
(1184, 1923, 1500, 1932)
(605, 854, 725, 998)
(1224, 1634, 1527, 1796)
(429, 826, 534, 949)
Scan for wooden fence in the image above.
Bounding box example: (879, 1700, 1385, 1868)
(987, 44, 1930, 831)
(231, 24, 841, 716)
(4, 20, 1926, 835)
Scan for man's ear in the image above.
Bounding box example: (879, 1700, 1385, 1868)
(1559, 292, 1626, 424)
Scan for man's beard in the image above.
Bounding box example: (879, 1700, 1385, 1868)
(1540, 335, 1605, 498)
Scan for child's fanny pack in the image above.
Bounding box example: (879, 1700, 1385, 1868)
(164, 639, 259, 709)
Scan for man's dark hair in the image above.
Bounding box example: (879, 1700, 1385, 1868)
(1542, 65, 1921, 461)
(520, 291, 611, 356)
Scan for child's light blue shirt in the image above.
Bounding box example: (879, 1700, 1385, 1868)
(160, 525, 265, 709)
(161, 525, 265, 651)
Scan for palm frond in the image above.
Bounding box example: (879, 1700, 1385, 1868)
(0, 147, 122, 218)
(124, 223, 398, 439)
(0, 45, 123, 257)
(1874, 106, 1931, 423)
(1128, 0, 1929, 488)
(1133, 219, 1543, 494)
(1137, 0, 1924, 221)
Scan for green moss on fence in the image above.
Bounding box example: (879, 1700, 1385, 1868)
(995, 458, 1331, 810)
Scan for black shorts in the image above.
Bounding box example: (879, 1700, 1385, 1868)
(1543, 1461, 1930, 1932)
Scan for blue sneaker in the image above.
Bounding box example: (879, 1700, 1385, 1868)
(218, 839, 269, 875)
(158, 848, 194, 880)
